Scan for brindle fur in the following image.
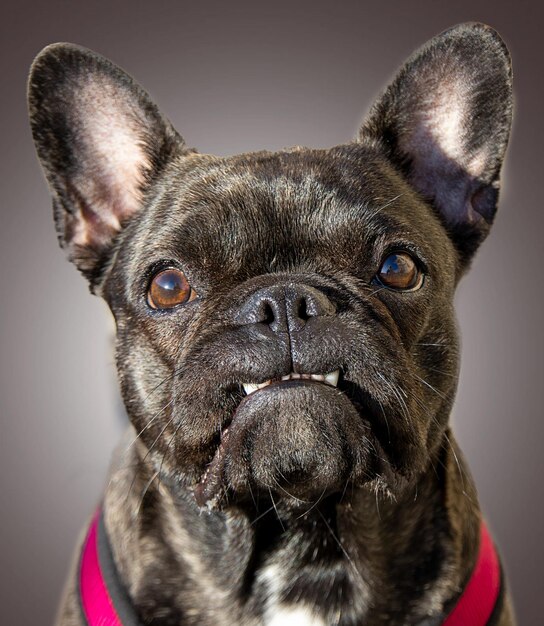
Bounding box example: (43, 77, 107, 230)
(28, 23, 515, 626)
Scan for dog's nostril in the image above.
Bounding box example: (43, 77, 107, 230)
(262, 301, 275, 325)
(296, 297, 309, 322)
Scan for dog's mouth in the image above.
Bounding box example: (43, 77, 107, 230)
(193, 369, 356, 507)
(241, 369, 340, 396)
(226, 369, 342, 443)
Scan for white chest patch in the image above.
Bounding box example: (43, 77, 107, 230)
(260, 564, 327, 626)
(265, 607, 327, 626)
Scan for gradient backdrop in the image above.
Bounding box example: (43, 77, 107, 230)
(1, 1, 542, 623)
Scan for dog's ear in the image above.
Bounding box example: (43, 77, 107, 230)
(28, 43, 190, 290)
(358, 23, 513, 267)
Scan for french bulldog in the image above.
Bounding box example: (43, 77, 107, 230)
(28, 22, 515, 626)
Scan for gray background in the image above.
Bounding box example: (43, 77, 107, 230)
(1, 0, 542, 623)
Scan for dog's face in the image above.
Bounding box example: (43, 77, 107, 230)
(28, 24, 512, 510)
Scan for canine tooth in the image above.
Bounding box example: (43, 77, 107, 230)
(324, 370, 340, 387)
(243, 383, 259, 395)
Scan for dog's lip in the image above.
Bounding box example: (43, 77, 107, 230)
(218, 371, 341, 443)
(242, 370, 340, 397)
(195, 371, 344, 507)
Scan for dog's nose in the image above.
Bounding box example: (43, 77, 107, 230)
(236, 284, 336, 333)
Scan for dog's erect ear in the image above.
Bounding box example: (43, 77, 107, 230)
(358, 23, 513, 266)
(28, 43, 190, 289)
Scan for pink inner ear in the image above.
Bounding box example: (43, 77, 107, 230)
(69, 78, 152, 248)
(402, 74, 488, 182)
(396, 70, 495, 226)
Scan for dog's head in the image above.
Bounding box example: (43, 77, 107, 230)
(28, 24, 512, 510)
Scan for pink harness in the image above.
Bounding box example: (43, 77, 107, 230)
(78, 509, 504, 625)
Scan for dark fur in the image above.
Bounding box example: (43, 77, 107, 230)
(28, 23, 515, 625)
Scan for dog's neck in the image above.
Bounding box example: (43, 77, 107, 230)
(103, 430, 480, 626)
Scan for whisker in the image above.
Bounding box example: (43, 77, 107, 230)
(267, 487, 285, 532)
(369, 284, 392, 298)
(317, 510, 364, 586)
(412, 373, 447, 401)
(125, 414, 177, 502)
(142, 412, 176, 461)
(443, 430, 466, 492)
(158, 421, 184, 487)
(270, 471, 310, 504)
(141, 365, 183, 404)
(376, 398, 391, 444)
(426, 366, 457, 378)
(369, 192, 405, 218)
(403, 387, 476, 505)
(378, 372, 411, 424)
(296, 487, 328, 520)
(110, 397, 176, 499)
(125, 396, 177, 452)
(248, 482, 259, 509)
(123, 360, 188, 452)
(339, 477, 351, 504)
(157, 374, 182, 490)
(135, 470, 160, 514)
(374, 485, 381, 520)
(250, 505, 276, 526)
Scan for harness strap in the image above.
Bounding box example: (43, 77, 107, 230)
(443, 522, 503, 625)
(78, 508, 504, 625)
(78, 509, 143, 626)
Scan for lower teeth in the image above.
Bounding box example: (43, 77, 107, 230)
(242, 370, 339, 396)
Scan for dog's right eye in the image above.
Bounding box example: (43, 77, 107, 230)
(147, 268, 197, 310)
(374, 252, 423, 291)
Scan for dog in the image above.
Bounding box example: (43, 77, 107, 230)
(28, 22, 515, 626)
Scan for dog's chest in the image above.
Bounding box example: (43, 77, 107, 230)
(259, 564, 327, 626)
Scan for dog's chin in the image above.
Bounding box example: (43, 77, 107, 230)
(193, 380, 379, 510)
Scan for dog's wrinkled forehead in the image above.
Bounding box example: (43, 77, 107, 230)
(127, 146, 447, 284)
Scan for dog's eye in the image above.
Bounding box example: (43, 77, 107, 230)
(375, 252, 422, 291)
(147, 268, 196, 309)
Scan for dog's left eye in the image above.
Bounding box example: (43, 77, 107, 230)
(374, 252, 423, 291)
(147, 268, 197, 309)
